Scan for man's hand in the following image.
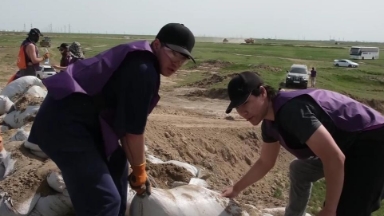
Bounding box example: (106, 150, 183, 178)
(129, 163, 151, 196)
(221, 186, 239, 198)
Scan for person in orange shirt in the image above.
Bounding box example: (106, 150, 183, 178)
(17, 28, 49, 77)
(7, 28, 50, 85)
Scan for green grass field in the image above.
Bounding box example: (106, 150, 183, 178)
(1, 32, 384, 215)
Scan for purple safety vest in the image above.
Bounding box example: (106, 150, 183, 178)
(264, 89, 384, 159)
(42, 40, 161, 156)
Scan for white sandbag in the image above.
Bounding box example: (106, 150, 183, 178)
(262, 207, 311, 216)
(171, 181, 189, 188)
(1, 125, 10, 133)
(129, 184, 250, 216)
(28, 193, 73, 216)
(10, 129, 29, 141)
(147, 156, 199, 177)
(0, 149, 8, 180)
(24, 140, 48, 159)
(3, 105, 40, 128)
(24, 86, 47, 98)
(188, 178, 209, 188)
(0, 96, 14, 115)
(162, 160, 199, 177)
(0, 76, 44, 102)
(47, 172, 66, 193)
(0, 192, 41, 216)
(146, 154, 164, 164)
(0, 149, 16, 180)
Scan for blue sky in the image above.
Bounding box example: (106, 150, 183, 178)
(1, 0, 383, 42)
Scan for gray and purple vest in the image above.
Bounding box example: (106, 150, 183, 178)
(42, 40, 160, 156)
(264, 89, 384, 159)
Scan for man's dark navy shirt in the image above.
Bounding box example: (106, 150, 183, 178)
(100, 51, 160, 135)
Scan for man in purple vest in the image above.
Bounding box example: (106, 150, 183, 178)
(27, 23, 195, 216)
(221, 71, 384, 216)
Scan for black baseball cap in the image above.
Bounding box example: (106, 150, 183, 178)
(57, 43, 69, 49)
(28, 28, 43, 36)
(156, 23, 196, 63)
(225, 71, 264, 114)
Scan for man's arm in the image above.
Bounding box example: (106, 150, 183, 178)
(233, 121, 280, 192)
(306, 126, 345, 212)
(278, 98, 345, 213)
(25, 44, 45, 64)
(114, 53, 157, 166)
(233, 140, 280, 193)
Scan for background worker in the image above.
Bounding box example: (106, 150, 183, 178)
(310, 67, 317, 87)
(68, 41, 85, 64)
(17, 28, 49, 77)
(52, 43, 70, 70)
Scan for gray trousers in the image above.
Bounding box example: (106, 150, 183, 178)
(285, 157, 324, 216)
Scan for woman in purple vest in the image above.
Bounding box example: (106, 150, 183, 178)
(27, 23, 195, 216)
(221, 71, 384, 216)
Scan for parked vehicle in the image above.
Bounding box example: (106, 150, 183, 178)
(334, 59, 359, 68)
(36, 65, 56, 79)
(285, 64, 309, 89)
(349, 46, 379, 60)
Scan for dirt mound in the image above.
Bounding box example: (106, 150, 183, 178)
(185, 88, 229, 100)
(146, 163, 194, 188)
(201, 60, 233, 68)
(188, 74, 225, 87)
(14, 95, 44, 112)
(187, 73, 239, 88)
(249, 63, 281, 72)
(0, 142, 59, 204)
(190, 60, 233, 71)
(145, 115, 293, 207)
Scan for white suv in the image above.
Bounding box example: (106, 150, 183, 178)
(36, 65, 57, 79)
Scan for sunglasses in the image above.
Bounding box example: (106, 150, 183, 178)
(163, 46, 189, 66)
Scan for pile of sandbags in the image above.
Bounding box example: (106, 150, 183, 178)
(0, 76, 46, 129)
(0, 76, 48, 159)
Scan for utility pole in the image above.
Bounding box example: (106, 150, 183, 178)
(68, 24, 71, 33)
(23, 23, 26, 32)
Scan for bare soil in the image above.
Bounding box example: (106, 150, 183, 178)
(0, 141, 59, 209)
